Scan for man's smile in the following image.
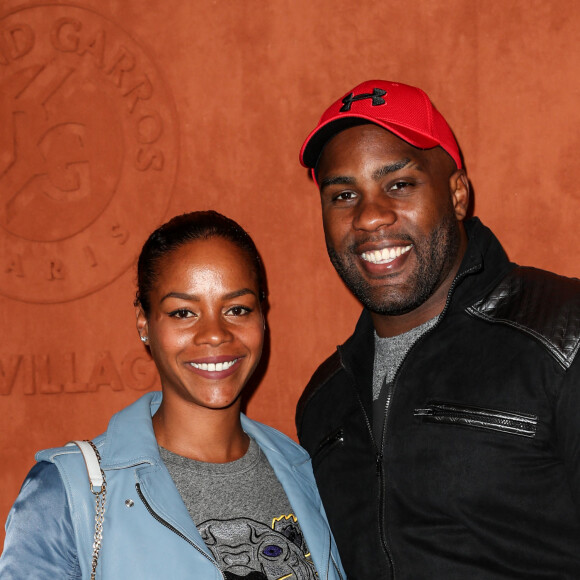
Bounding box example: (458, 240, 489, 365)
(361, 244, 413, 265)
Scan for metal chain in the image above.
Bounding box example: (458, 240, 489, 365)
(86, 440, 107, 580)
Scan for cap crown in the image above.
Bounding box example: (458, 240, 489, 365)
(300, 80, 462, 171)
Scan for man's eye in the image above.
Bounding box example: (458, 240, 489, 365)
(169, 308, 194, 319)
(226, 305, 251, 316)
(333, 191, 356, 201)
(390, 181, 412, 191)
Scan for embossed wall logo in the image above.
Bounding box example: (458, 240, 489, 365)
(0, 5, 178, 302)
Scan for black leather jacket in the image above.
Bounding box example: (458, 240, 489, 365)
(296, 218, 580, 579)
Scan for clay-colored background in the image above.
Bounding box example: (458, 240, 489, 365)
(1, 0, 579, 546)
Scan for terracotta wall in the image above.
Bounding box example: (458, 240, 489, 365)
(1, 0, 579, 545)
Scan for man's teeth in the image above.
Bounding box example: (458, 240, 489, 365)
(190, 359, 238, 372)
(361, 244, 412, 264)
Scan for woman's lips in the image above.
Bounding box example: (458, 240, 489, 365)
(184, 356, 244, 379)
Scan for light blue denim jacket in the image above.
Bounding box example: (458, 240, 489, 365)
(0, 392, 346, 579)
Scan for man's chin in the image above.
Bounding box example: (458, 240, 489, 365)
(355, 283, 430, 317)
(367, 302, 422, 317)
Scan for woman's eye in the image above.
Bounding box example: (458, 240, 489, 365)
(169, 308, 195, 319)
(226, 305, 251, 316)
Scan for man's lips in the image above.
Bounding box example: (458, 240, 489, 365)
(360, 244, 413, 265)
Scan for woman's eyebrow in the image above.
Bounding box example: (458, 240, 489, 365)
(160, 292, 200, 303)
(223, 288, 257, 300)
(160, 288, 256, 303)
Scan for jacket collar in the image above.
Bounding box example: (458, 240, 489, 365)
(450, 217, 514, 309)
(98, 392, 311, 470)
(98, 391, 163, 468)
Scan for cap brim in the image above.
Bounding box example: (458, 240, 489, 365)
(300, 115, 440, 169)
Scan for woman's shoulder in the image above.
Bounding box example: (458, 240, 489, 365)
(241, 415, 311, 462)
(35, 436, 106, 477)
(21, 460, 66, 498)
(0, 461, 81, 578)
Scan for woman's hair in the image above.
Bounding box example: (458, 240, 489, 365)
(135, 211, 267, 315)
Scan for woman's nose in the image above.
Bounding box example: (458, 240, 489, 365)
(193, 315, 233, 346)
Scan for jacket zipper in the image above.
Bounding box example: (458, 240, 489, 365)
(338, 349, 395, 577)
(415, 402, 537, 437)
(371, 262, 482, 578)
(135, 483, 225, 578)
(312, 427, 345, 462)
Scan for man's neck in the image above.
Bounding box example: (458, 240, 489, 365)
(371, 297, 447, 338)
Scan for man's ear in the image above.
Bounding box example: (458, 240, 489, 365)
(450, 169, 470, 221)
(135, 305, 149, 342)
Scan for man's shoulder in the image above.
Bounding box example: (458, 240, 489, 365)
(468, 265, 580, 369)
(296, 351, 343, 432)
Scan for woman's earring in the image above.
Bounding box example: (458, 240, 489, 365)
(140, 336, 148, 343)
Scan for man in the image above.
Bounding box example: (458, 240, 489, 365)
(295, 80, 580, 579)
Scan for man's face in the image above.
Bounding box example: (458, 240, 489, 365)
(317, 124, 468, 326)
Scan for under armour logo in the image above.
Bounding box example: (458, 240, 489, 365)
(340, 88, 387, 112)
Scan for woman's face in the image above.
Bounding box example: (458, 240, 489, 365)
(137, 237, 264, 411)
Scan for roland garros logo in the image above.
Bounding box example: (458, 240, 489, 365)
(0, 5, 178, 303)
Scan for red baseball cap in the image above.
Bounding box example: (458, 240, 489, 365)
(299, 80, 462, 174)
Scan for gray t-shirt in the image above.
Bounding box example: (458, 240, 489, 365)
(372, 317, 439, 443)
(159, 437, 318, 579)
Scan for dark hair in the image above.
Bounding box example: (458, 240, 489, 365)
(135, 211, 267, 315)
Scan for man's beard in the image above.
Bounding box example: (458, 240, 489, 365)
(327, 210, 462, 316)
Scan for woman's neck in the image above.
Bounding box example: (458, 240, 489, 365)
(152, 397, 249, 463)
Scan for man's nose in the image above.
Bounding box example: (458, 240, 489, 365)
(353, 194, 397, 231)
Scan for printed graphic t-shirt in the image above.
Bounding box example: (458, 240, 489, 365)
(160, 437, 317, 580)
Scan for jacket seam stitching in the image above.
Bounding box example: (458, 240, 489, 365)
(467, 307, 574, 370)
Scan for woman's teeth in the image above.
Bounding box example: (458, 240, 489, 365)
(189, 359, 238, 372)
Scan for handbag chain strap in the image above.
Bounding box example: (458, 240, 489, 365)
(86, 440, 107, 580)
(68, 439, 107, 580)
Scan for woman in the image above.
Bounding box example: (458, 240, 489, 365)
(0, 211, 345, 580)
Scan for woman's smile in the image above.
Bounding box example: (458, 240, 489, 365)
(185, 356, 244, 379)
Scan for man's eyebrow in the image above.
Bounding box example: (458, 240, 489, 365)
(319, 158, 417, 190)
(372, 158, 413, 180)
(319, 175, 356, 190)
(160, 288, 256, 303)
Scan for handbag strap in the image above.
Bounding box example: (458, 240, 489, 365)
(68, 440, 107, 580)
(69, 440, 104, 489)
